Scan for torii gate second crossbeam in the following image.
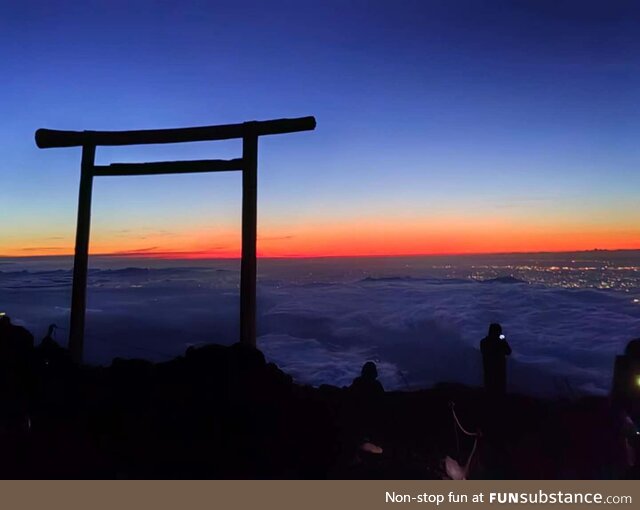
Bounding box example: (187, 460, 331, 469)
(35, 116, 316, 363)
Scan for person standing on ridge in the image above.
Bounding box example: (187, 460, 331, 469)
(349, 361, 384, 397)
(480, 323, 512, 395)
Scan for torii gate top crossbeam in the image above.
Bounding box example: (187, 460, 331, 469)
(35, 116, 316, 148)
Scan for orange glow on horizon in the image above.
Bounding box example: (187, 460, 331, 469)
(3, 216, 640, 259)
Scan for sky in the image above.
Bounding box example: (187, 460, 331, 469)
(1, 0, 639, 258)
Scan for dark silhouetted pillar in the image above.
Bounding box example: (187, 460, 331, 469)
(68, 144, 95, 363)
(240, 130, 258, 347)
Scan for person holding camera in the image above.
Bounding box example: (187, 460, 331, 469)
(480, 323, 512, 395)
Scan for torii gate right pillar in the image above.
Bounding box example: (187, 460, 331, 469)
(240, 131, 258, 347)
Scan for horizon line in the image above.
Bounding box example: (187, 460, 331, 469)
(2, 246, 640, 261)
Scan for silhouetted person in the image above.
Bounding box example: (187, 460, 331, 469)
(344, 361, 385, 454)
(0, 314, 34, 352)
(41, 324, 58, 346)
(612, 339, 640, 422)
(36, 324, 68, 363)
(480, 323, 511, 395)
(0, 314, 34, 373)
(0, 314, 35, 428)
(349, 361, 384, 397)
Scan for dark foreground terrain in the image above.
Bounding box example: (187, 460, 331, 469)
(0, 340, 638, 479)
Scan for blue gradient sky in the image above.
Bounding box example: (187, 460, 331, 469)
(2, 1, 639, 257)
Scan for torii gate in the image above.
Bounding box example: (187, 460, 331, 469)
(35, 116, 316, 363)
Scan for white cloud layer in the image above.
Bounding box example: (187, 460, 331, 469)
(2, 261, 639, 396)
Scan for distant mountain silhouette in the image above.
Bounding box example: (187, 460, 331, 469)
(479, 276, 527, 284)
(359, 276, 470, 284)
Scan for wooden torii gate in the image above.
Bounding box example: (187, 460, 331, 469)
(35, 116, 316, 363)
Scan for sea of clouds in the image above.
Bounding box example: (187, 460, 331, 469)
(2, 256, 640, 396)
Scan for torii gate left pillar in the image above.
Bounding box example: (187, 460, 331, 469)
(35, 116, 316, 363)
